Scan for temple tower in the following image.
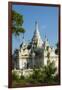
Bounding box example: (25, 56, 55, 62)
(32, 21, 43, 48)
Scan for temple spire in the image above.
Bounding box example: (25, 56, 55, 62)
(44, 34, 49, 48)
(34, 21, 40, 38)
(32, 21, 43, 48)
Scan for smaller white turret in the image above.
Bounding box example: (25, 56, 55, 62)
(44, 35, 50, 50)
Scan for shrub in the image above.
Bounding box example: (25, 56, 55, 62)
(12, 71, 19, 81)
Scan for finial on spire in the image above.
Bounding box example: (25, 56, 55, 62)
(35, 21, 38, 31)
(35, 21, 37, 25)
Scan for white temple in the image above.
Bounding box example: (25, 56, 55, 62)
(13, 21, 58, 74)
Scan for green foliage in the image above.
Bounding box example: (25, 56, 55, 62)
(12, 71, 19, 81)
(12, 63, 59, 86)
(54, 74, 60, 84)
(12, 10, 25, 36)
(27, 60, 57, 84)
(42, 61, 57, 83)
(20, 75, 25, 80)
(31, 69, 41, 80)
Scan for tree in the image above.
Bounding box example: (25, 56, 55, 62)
(12, 10, 25, 36)
(42, 46, 57, 83)
(42, 60, 57, 83)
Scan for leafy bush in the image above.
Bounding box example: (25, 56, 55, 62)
(20, 75, 25, 80)
(12, 71, 19, 81)
(12, 60, 59, 86)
